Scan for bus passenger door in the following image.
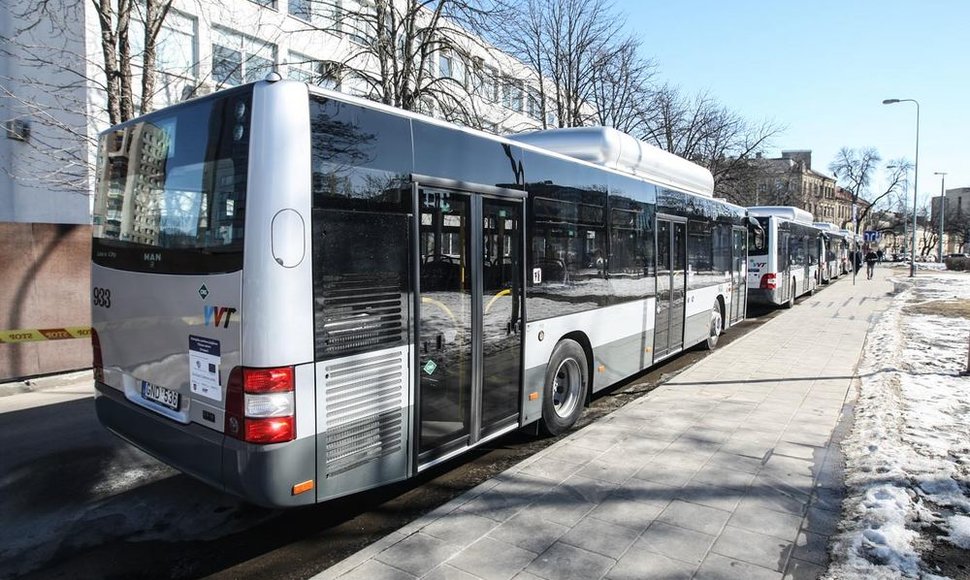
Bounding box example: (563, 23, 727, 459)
(415, 185, 523, 467)
(779, 230, 792, 303)
(730, 226, 747, 324)
(654, 217, 686, 359)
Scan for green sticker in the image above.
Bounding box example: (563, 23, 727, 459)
(422, 360, 438, 375)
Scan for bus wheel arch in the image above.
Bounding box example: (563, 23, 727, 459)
(540, 335, 590, 436)
(702, 298, 725, 350)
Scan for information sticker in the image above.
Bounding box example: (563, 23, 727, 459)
(189, 335, 222, 402)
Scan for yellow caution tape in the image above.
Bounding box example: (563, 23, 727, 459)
(0, 326, 92, 344)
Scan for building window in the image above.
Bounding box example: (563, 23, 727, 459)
(439, 51, 453, 79)
(527, 88, 542, 120)
(286, 52, 340, 90)
(502, 78, 523, 112)
(211, 27, 277, 88)
(289, 0, 312, 21)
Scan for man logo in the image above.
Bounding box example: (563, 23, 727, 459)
(204, 306, 237, 328)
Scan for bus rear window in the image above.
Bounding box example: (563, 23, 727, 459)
(92, 88, 252, 274)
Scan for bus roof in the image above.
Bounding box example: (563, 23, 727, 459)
(506, 127, 715, 198)
(747, 206, 815, 225)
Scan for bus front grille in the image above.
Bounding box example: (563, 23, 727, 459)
(322, 347, 408, 476)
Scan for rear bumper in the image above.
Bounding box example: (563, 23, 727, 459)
(747, 288, 781, 305)
(95, 382, 316, 508)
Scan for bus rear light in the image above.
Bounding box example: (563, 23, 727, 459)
(91, 328, 104, 382)
(244, 416, 294, 444)
(245, 392, 294, 417)
(243, 366, 294, 393)
(760, 273, 777, 290)
(226, 365, 296, 444)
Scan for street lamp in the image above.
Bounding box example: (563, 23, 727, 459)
(882, 98, 919, 277)
(935, 171, 947, 261)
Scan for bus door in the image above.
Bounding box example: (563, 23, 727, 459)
(414, 182, 524, 467)
(730, 226, 747, 324)
(654, 216, 687, 359)
(779, 229, 792, 303)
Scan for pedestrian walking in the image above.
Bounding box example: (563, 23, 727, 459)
(865, 249, 879, 280)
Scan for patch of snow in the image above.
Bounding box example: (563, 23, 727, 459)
(944, 515, 970, 549)
(826, 272, 970, 579)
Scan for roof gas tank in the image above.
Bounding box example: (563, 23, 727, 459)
(507, 126, 714, 197)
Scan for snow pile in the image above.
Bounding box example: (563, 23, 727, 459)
(826, 273, 970, 579)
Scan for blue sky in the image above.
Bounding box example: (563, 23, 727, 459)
(617, 0, 969, 206)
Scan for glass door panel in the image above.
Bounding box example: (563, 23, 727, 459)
(418, 190, 472, 454)
(480, 197, 522, 434)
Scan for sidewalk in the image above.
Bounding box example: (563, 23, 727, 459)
(316, 268, 896, 580)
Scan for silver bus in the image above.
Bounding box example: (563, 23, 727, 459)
(746, 206, 823, 308)
(813, 222, 850, 282)
(91, 79, 748, 507)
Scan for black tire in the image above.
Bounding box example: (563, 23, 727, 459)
(784, 280, 796, 309)
(702, 301, 723, 351)
(540, 339, 589, 436)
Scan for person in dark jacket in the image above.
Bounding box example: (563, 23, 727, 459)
(865, 249, 879, 280)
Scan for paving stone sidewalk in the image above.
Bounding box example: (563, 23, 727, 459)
(315, 268, 897, 580)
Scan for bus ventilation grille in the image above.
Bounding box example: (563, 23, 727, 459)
(323, 347, 407, 476)
(317, 273, 406, 359)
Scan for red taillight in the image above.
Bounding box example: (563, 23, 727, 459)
(760, 273, 777, 290)
(225, 365, 295, 444)
(244, 417, 294, 444)
(91, 328, 104, 382)
(243, 367, 294, 393)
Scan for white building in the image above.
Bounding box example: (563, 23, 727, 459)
(0, 0, 555, 379)
(1, 0, 553, 224)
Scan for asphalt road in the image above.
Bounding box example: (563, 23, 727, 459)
(0, 306, 779, 580)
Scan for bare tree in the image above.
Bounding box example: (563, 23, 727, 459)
(638, 84, 783, 201)
(291, 0, 512, 128)
(828, 149, 908, 232)
(589, 37, 655, 134)
(495, 0, 627, 128)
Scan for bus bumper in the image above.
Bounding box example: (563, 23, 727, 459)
(746, 288, 781, 305)
(95, 382, 316, 508)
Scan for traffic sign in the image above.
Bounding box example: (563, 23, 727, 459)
(863, 231, 879, 242)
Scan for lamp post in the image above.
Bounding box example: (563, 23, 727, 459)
(883, 98, 920, 277)
(935, 171, 947, 261)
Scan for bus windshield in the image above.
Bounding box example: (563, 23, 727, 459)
(749, 217, 769, 256)
(92, 87, 252, 274)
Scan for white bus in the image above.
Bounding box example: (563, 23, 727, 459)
(746, 206, 823, 308)
(813, 222, 850, 282)
(91, 79, 748, 507)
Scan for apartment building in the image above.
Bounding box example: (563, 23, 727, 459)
(0, 0, 551, 379)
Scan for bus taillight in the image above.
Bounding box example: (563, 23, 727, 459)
(92, 328, 104, 382)
(226, 366, 295, 444)
(760, 273, 777, 290)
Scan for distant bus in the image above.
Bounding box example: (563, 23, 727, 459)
(746, 206, 823, 308)
(91, 79, 748, 507)
(813, 222, 850, 282)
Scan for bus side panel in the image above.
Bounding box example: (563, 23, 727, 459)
(312, 346, 411, 502)
(683, 284, 726, 347)
(523, 299, 654, 408)
(242, 81, 315, 369)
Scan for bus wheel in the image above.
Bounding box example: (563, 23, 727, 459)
(784, 281, 796, 309)
(541, 339, 588, 436)
(703, 301, 723, 350)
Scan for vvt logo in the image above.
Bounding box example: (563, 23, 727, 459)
(204, 306, 237, 328)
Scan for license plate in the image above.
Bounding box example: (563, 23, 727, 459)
(142, 381, 180, 410)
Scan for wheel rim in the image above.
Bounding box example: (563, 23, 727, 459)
(710, 306, 722, 343)
(552, 358, 582, 419)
